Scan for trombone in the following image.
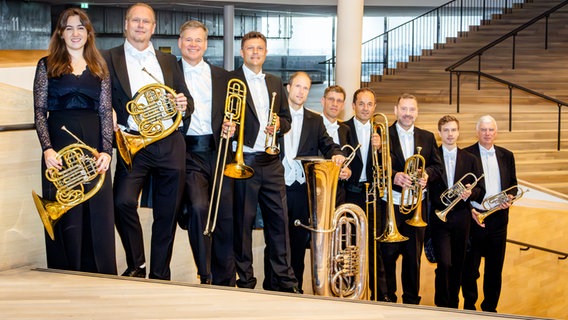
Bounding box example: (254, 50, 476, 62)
(435, 173, 484, 222)
(264, 92, 280, 155)
(401, 147, 428, 227)
(203, 79, 253, 236)
(477, 185, 527, 224)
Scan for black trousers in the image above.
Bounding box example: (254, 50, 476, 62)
(286, 181, 309, 291)
(429, 206, 470, 308)
(346, 183, 389, 301)
(114, 131, 186, 280)
(462, 211, 508, 312)
(182, 135, 235, 286)
(233, 152, 297, 291)
(380, 199, 426, 304)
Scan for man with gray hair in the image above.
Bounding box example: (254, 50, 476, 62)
(462, 115, 518, 312)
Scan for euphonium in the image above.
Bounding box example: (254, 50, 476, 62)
(32, 126, 106, 240)
(401, 147, 427, 227)
(372, 113, 408, 244)
(264, 92, 280, 155)
(477, 185, 527, 224)
(435, 173, 485, 222)
(115, 68, 182, 169)
(204, 79, 253, 236)
(294, 157, 368, 299)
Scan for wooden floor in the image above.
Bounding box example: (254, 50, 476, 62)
(0, 268, 544, 320)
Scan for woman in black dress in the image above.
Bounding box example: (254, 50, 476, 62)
(33, 8, 116, 274)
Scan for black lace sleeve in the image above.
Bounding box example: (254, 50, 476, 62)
(33, 58, 52, 151)
(98, 75, 113, 155)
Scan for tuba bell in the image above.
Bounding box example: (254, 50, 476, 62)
(115, 68, 182, 169)
(435, 173, 484, 222)
(401, 147, 428, 227)
(294, 157, 368, 299)
(477, 185, 527, 224)
(32, 126, 106, 240)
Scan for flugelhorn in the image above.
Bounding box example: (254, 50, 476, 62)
(115, 68, 182, 169)
(264, 92, 280, 155)
(32, 126, 106, 240)
(294, 157, 368, 299)
(435, 173, 484, 222)
(204, 79, 252, 236)
(401, 147, 427, 227)
(477, 185, 527, 224)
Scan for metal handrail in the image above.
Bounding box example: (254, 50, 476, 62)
(507, 239, 568, 260)
(450, 70, 566, 150)
(320, 0, 526, 83)
(0, 123, 35, 132)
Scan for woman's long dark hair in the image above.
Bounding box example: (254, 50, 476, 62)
(46, 8, 108, 79)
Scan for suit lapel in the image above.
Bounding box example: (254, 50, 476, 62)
(156, 51, 173, 87)
(112, 46, 132, 98)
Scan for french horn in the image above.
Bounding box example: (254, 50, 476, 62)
(294, 157, 368, 299)
(115, 68, 182, 169)
(32, 126, 106, 240)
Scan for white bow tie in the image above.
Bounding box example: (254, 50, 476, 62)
(252, 73, 265, 81)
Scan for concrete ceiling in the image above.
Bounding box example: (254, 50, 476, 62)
(37, 0, 448, 16)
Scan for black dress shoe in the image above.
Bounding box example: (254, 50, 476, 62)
(200, 277, 212, 285)
(121, 267, 146, 278)
(280, 286, 302, 294)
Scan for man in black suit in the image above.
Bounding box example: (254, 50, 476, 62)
(381, 93, 443, 304)
(343, 88, 387, 301)
(177, 20, 236, 286)
(462, 115, 518, 312)
(103, 3, 192, 280)
(231, 31, 299, 293)
(283, 72, 345, 292)
(428, 115, 485, 308)
(320, 85, 352, 205)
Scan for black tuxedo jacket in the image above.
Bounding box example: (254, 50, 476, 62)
(338, 121, 351, 147)
(102, 45, 193, 132)
(344, 117, 374, 185)
(389, 121, 443, 193)
(178, 59, 230, 149)
(429, 147, 485, 212)
(464, 143, 517, 227)
(281, 108, 342, 160)
(231, 67, 291, 148)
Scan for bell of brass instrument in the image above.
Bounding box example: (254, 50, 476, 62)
(401, 147, 427, 227)
(264, 92, 280, 155)
(115, 70, 183, 169)
(477, 185, 527, 224)
(204, 79, 252, 236)
(32, 126, 106, 240)
(435, 173, 485, 222)
(371, 114, 408, 244)
(294, 157, 368, 299)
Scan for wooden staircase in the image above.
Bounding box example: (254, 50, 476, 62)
(368, 0, 568, 196)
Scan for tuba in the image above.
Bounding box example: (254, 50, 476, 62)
(371, 114, 408, 244)
(477, 185, 527, 224)
(203, 79, 253, 236)
(32, 126, 106, 240)
(435, 173, 484, 222)
(115, 68, 182, 169)
(401, 147, 428, 227)
(294, 157, 368, 299)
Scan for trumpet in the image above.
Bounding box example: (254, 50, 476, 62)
(115, 68, 182, 170)
(32, 126, 106, 240)
(435, 173, 485, 222)
(204, 79, 253, 236)
(340, 143, 361, 171)
(401, 147, 427, 227)
(477, 185, 527, 224)
(264, 92, 280, 155)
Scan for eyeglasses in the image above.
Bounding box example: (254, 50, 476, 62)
(130, 17, 154, 25)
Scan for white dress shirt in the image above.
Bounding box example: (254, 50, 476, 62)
(322, 115, 340, 144)
(182, 58, 213, 136)
(353, 118, 370, 182)
(242, 65, 270, 153)
(442, 146, 457, 186)
(472, 144, 501, 210)
(284, 107, 305, 186)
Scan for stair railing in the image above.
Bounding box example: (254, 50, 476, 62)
(320, 0, 526, 83)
